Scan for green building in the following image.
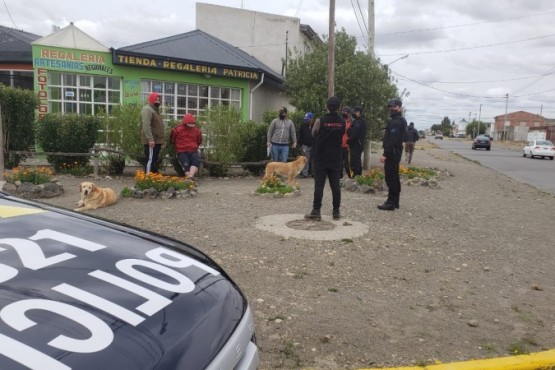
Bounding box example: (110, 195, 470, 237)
(32, 23, 284, 122)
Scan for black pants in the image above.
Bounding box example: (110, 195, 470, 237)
(341, 147, 352, 178)
(312, 161, 341, 211)
(384, 149, 403, 204)
(349, 145, 363, 177)
(144, 144, 162, 174)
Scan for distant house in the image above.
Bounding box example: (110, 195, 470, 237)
(0, 25, 41, 89)
(493, 111, 545, 141)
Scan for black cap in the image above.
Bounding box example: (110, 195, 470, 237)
(327, 96, 341, 108)
(387, 99, 402, 107)
(353, 106, 363, 114)
(341, 106, 351, 113)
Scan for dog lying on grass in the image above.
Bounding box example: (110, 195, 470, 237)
(262, 156, 307, 185)
(75, 181, 118, 211)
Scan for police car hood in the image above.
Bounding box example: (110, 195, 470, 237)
(0, 194, 247, 370)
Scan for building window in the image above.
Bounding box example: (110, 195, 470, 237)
(140, 79, 241, 120)
(0, 70, 34, 89)
(48, 72, 122, 115)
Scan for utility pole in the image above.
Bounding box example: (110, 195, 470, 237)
(327, 0, 336, 97)
(367, 0, 375, 56)
(363, 0, 375, 170)
(503, 93, 509, 141)
(478, 104, 482, 135)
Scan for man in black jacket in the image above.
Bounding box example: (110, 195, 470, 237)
(378, 99, 407, 211)
(347, 106, 367, 177)
(305, 96, 346, 221)
(404, 122, 420, 165)
(298, 112, 314, 177)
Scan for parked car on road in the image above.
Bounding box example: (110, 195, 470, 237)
(522, 139, 555, 160)
(472, 135, 491, 150)
(0, 191, 259, 370)
(434, 133, 443, 140)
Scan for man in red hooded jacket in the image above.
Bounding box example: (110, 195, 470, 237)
(170, 113, 203, 178)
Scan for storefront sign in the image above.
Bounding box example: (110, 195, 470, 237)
(36, 68, 48, 119)
(34, 48, 113, 74)
(113, 52, 259, 80)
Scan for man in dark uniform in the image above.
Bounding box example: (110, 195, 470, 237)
(347, 106, 367, 177)
(378, 99, 407, 211)
(305, 96, 346, 221)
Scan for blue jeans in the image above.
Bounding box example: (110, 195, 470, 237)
(271, 143, 289, 162)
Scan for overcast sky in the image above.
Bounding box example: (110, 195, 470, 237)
(2, 0, 555, 130)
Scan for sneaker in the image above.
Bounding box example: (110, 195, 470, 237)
(304, 210, 321, 221)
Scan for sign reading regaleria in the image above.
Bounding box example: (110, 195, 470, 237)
(113, 51, 259, 80)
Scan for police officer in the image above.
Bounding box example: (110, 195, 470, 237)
(378, 99, 407, 211)
(305, 96, 346, 221)
(347, 106, 367, 177)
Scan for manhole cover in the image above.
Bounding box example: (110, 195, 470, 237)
(286, 219, 335, 231)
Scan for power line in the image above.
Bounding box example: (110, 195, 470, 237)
(512, 65, 555, 95)
(3, 0, 17, 29)
(391, 70, 507, 99)
(377, 9, 555, 37)
(294, 0, 303, 18)
(379, 32, 555, 57)
(350, 0, 368, 49)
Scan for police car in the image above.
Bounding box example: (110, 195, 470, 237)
(0, 191, 258, 370)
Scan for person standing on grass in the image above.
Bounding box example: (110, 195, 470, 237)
(404, 122, 420, 165)
(141, 92, 165, 174)
(267, 107, 297, 162)
(378, 99, 407, 211)
(305, 96, 346, 221)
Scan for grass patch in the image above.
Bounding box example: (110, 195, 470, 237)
(256, 175, 298, 195)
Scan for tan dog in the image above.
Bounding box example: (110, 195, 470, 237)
(263, 156, 308, 185)
(75, 181, 118, 211)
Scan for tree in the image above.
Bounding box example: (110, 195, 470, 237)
(431, 116, 453, 136)
(466, 119, 486, 137)
(284, 29, 402, 141)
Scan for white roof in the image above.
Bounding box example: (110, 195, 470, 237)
(32, 23, 108, 52)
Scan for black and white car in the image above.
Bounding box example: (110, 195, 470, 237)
(0, 191, 258, 370)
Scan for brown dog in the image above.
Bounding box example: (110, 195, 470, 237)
(263, 156, 308, 185)
(75, 181, 118, 211)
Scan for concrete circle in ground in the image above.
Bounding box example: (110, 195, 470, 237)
(255, 214, 369, 241)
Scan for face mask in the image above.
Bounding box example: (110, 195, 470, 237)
(279, 114, 286, 119)
(154, 102, 161, 108)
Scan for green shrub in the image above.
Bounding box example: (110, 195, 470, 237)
(36, 114, 100, 172)
(0, 85, 39, 168)
(256, 175, 297, 194)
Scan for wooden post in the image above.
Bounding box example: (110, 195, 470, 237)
(93, 145, 99, 178)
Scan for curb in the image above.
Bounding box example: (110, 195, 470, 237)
(357, 349, 555, 370)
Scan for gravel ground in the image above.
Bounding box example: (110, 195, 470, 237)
(26, 141, 555, 369)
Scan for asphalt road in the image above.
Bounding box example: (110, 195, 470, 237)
(431, 138, 555, 195)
